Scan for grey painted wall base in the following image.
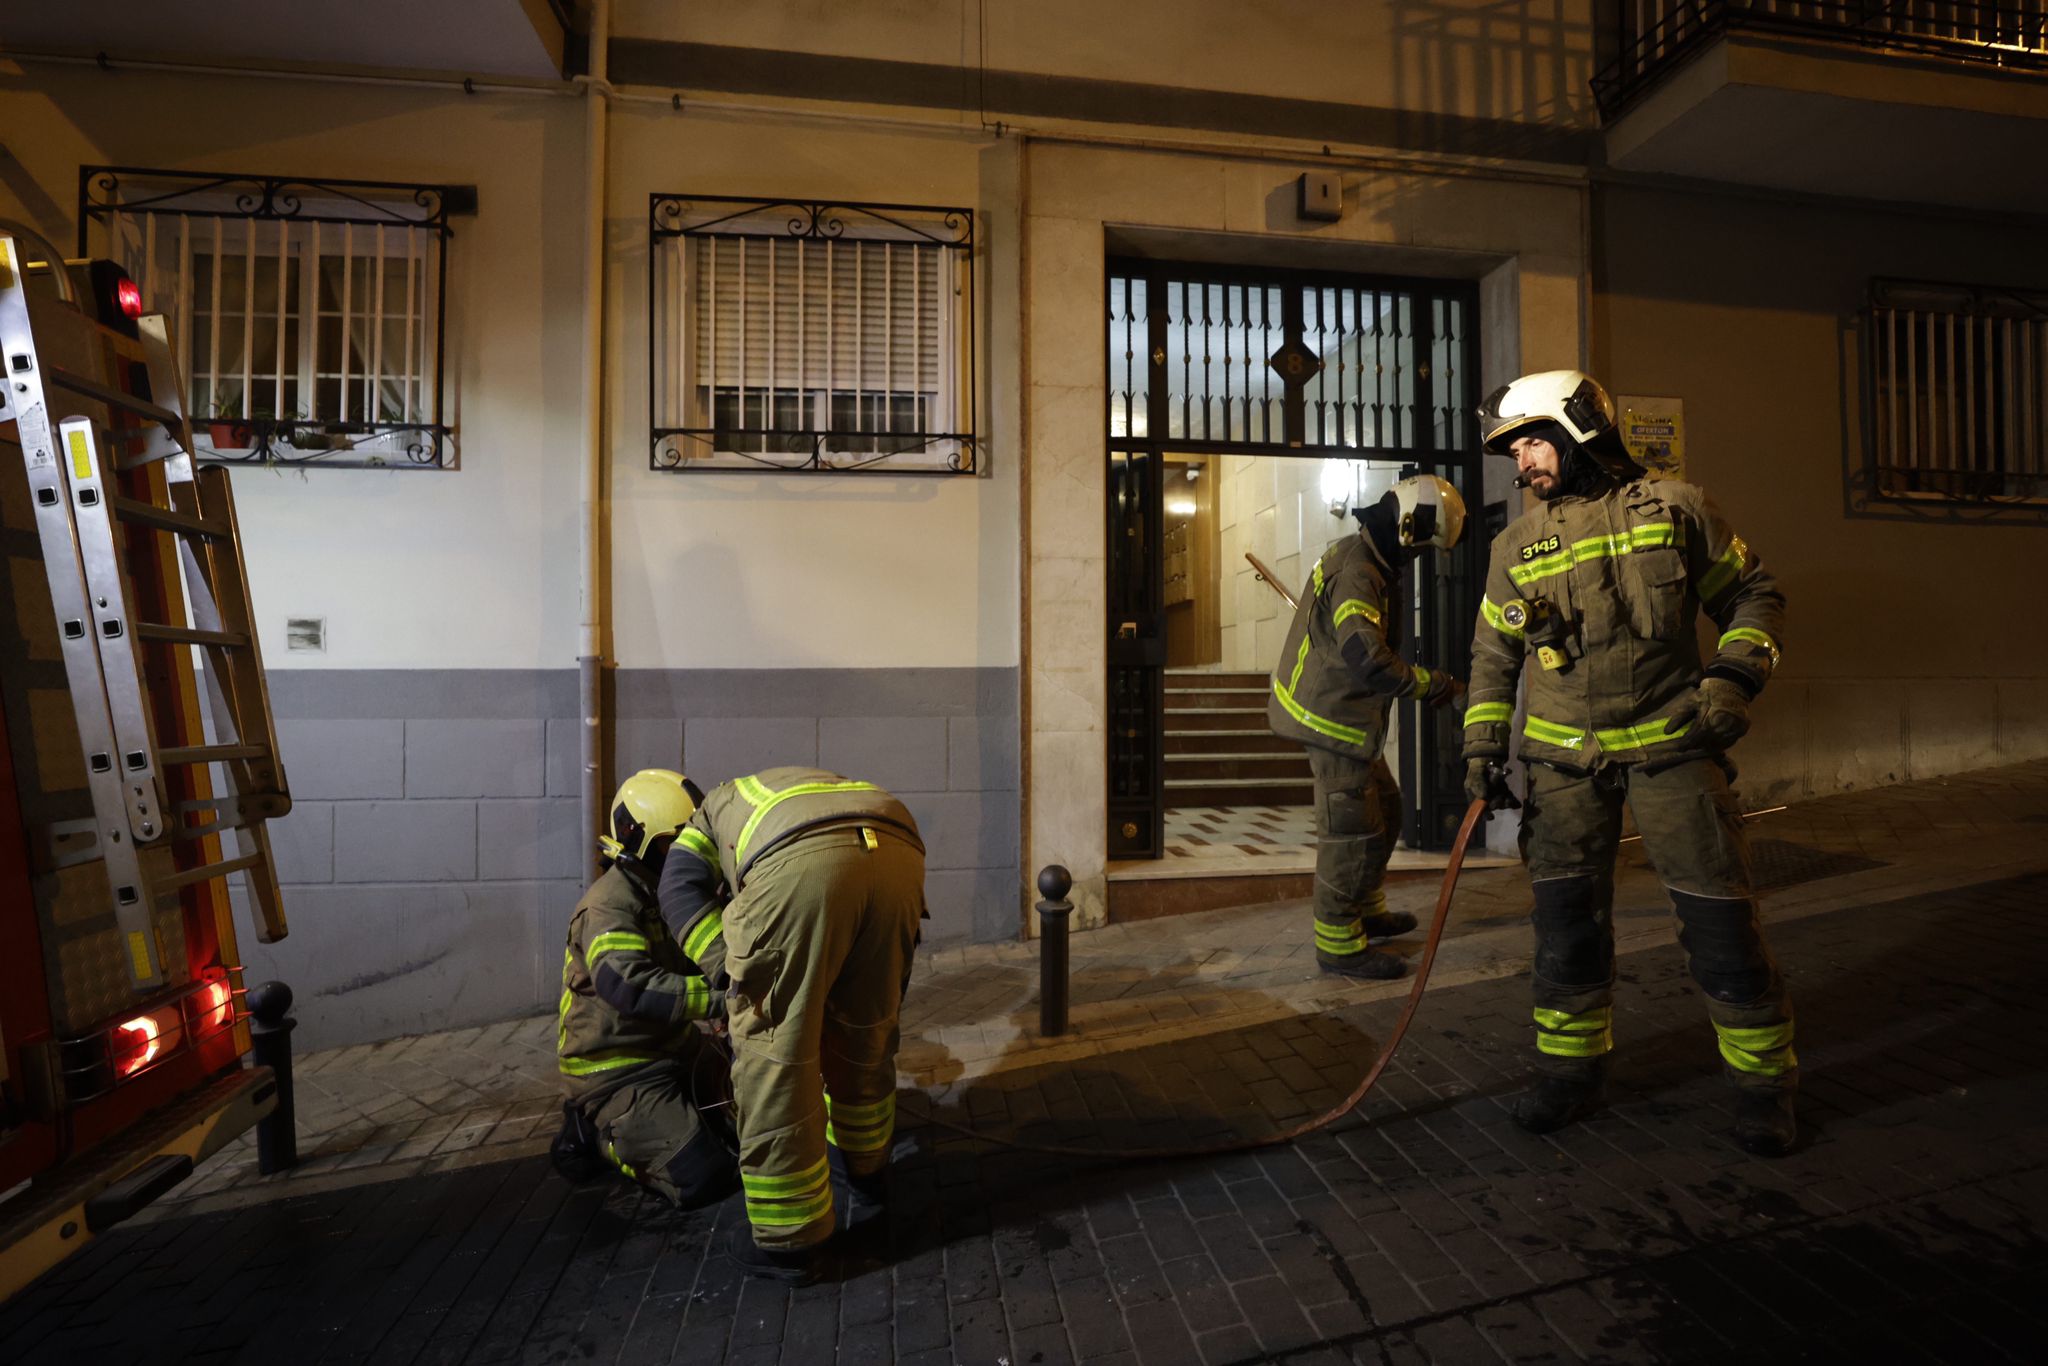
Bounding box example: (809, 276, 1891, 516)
(249, 667, 1019, 1050)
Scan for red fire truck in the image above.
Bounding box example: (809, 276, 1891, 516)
(0, 225, 294, 1299)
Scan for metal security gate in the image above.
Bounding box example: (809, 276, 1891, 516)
(1105, 259, 1484, 859)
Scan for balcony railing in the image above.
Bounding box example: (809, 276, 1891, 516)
(1593, 1, 2048, 120)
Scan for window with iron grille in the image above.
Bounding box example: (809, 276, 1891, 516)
(649, 196, 976, 473)
(79, 166, 457, 469)
(1865, 279, 2048, 508)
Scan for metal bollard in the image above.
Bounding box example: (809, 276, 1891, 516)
(1036, 865, 1073, 1037)
(247, 980, 299, 1174)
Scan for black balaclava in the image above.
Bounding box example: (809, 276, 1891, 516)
(1353, 491, 1410, 566)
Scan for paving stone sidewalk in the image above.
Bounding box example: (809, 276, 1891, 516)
(6, 860, 2047, 1364)
(138, 759, 2048, 1213)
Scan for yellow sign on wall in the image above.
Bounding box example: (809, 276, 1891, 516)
(1617, 396, 1684, 481)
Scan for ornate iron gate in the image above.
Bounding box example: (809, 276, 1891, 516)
(1106, 259, 1484, 858)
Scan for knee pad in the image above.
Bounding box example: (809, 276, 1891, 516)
(663, 1123, 740, 1211)
(1529, 875, 1611, 988)
(1671, 889, 1773, 1003)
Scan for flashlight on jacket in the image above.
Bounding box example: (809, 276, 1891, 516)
(1502, 597, 1571, 672)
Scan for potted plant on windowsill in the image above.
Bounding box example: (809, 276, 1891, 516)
(204, 388, 254, 451)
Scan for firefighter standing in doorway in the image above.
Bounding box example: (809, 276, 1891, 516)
(658, 767, 926, 1284)
(555, 769, 740, 1206)
(1269, 475, 1469, 982)
(1464, 370, 1797, 1156)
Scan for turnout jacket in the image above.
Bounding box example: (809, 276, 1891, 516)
(656, 767, 925, 986)
(557, 865, 719, 1105)
(1267, 533, 1444, 760)
(1463, 476, 1785, 770)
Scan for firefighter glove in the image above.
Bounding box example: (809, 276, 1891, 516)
(1672, 677, 1750, 750)
(1464, 757, 1517, 811)
(1421, 671, 1466, 710)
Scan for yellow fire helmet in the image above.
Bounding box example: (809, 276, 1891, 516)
(1478, 369, 1617, 455)
(1390, 474, 1467, 552)
(599, 768, 704, 871)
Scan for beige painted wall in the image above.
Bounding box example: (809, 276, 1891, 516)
(615, 0, 1602, 131)
(1021, 138, 1587, 927)
(603, 104, 1020, 669)
(0, 66, 587, 670)
(1592, 184, 2048, 802)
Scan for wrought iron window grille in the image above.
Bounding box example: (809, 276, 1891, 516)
(1593, 2, 2048, 123)
(79, 166, 460, 470)
(648, 195, 978, 474)
(1856, 277, 2048, 521)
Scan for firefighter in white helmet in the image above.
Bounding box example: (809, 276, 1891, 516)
(1268, 475, 1469, 981)
(552, 769, 738, 1206)
(1466, 369, 1797, 1156)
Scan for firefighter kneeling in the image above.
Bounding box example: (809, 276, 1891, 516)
(554, 770, 740, 1207)
(658, 767, 926, 1284)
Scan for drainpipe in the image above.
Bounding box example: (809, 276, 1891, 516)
(578, 0, 612, 880)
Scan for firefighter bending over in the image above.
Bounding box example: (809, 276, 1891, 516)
(1466, 370, 1797, 1156)
(1269, 475, 1468, 981)
(658, 767, 926, 1284)
(554, 769, 739, 1205)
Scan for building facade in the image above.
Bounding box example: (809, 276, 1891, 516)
(3, 0, 2045, 1047)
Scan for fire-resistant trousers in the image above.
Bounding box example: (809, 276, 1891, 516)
(585, 1060, 738, 1208)
(1305, 747, 1402, 960)
(723, 824, 924, 1250)
(1518, 756, 1796, 1091)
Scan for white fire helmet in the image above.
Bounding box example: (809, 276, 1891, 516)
(1479, 370, 1617, 455)
(1390, 475, 1466, 552)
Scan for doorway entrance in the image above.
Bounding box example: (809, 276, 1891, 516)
(1105, 259, 1485, 876)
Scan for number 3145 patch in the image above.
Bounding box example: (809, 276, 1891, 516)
(1519, 534, 1561, 562)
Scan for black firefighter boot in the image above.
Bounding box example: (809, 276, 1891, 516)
(725, 1225, 823, 1286)
(1511, 1060, 1607, 1134)
(1732, 1084, 1798, 1158)
(1358, 911, 1418, 939)
(1316, 947, 1407, 981)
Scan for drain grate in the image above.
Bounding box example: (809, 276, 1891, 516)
(1749, 838, 1887, 891)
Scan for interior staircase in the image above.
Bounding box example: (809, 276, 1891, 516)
(1163, 668, 1313, 808)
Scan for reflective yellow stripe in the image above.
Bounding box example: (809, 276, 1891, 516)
(1333, 598, 1381, 628)
(747, 1191, 835, 1227)
(1464, 702, 1513, 727)
(682, 910, 723, 962)
(674, 826, 720, 871)
(825, 1094, 896, 1153)
(1521, 714, 1692, 753)
(1716, 1017, 1797, 1076)
(1593, 716, 1692, 751)
(1537, 1030, 1613, 1058)
(1409, 665, 1433, 699)
(741, 1156, 830, 1196)
(1718, 627, 1780, 668)
(559, 1050, 660, 1077)
(1272, 678, 1370, 747)
(587, 931, 649, 961)
(735, 777, 882, 860)
(1534, 1006, 1611, 1034)
(1480, 595, 1524, 641)
(1522, 716, 1587, 750)
(1508, 522, 1679, 589)
(1312, 558, 1325, 596)
(1698, 536, 1749, 603)
(1287, 634, 1311, 695)
(684, 976, 710, 1018)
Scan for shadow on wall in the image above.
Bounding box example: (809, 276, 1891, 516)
(1388, 0, 1599, 158)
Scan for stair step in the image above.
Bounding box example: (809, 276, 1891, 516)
(1164, 710, 1268, 731)
(1165, 689, 1268, 710)
(1165, 670, 1270, 690)
(1164, 755, 1312, 781)
(1166, 779, 1314, 808)
(1165, 730, 1292, 754)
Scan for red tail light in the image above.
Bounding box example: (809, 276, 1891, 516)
(201, 979, 233, 1033)
(116, 277, 144, 318)
(112, 1013, 162, 1077)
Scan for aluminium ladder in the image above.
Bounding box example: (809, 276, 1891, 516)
(0, 233, 290, 993)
